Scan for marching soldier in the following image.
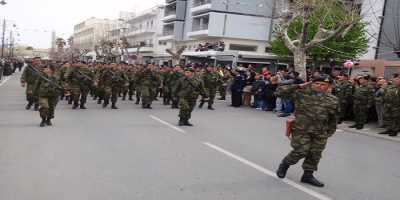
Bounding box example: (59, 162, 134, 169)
(276, 75, 339, 187)
(217, 66, 232, 100)
(32, 65, 62, 127)
(99, 63, 126, 109)
(199, 65, 219, 110)
(169, 65, 184, 109)
(134, 65, 143, 105)
(65, 63, 94, 109)
(21, 57, 41, 111)
(161, 66, 173, 105)
(175, 68, 207, 126)
(137, 64, 160, 109)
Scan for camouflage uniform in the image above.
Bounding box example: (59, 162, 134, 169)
(100, 68, 126, 108)
(169, 71, 184, 108)
(276, 85, 339, 171)
(352, 85, 374, 127)
(33, 74, 60, 125)
(332, 80, 353, 121)
(383, 85, 400, 135)
(20, 64, 39, 110)
(199, 71, 219, 109)
(162, 70, 173, 105)
(175, 76, 206, 125)
(65, 66, 94, 109)
(137, 68, 159, 108)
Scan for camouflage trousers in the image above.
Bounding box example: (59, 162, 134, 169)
(26, 83, 38, 105)
(70, 85, 90, 105)
(141, 86, 156, 106)
(338, 100, 349, 120)
(353, 103, 369, 125)
(179, 98, 196, 121)
(283, 130, 329, 171)
(104, 86, 120, 104)
(384, 106, 400, 132)
(38, 96, 59, 119)
(201, 89, 216, 106)
(218, 84, 227, 99)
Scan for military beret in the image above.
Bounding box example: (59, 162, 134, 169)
(185, 67, 195, 72)
(312, 74, 333, 84)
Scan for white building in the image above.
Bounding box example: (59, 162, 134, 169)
(123, 5, 172, 64)
(73, 17, 120, 51)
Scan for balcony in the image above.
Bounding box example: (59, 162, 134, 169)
(163, 0, 186, 22)
(159, 21, 184, 41)
(127, 28, 157, 37)
(187, 14, 210, 38)
(191, 0, 211, 15)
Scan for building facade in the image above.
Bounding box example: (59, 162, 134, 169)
(73, 18, 119, 51)
(158, 0, 276, 68)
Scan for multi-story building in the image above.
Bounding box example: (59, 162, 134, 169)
(73, 17, 119, 51)
(124, 5, 172, 64)
(159, 0, 277, 68)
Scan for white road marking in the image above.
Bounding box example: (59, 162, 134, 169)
(149, 115, 186, 134)
(0, 76, 11, 87)
(203, 142, 332, 200)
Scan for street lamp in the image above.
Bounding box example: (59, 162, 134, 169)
(0, 0, 7, 6)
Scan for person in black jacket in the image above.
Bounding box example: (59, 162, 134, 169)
(230, 69, 246, 107)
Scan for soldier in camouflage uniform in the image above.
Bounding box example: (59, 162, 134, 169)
(33, 65, 61, 127)
(124, 65, 136, 101)
(332, 74, 353, 123)
(137, 64, 160, 109)
(121, 63, 131, 101)
(57, 62, 71, 101)
(217, 67, 232, 100)
(94, 64, 106, 104)
(134, 65, 143, 105)
(161, 66, 173, 105)
(169, 65, 184, 109)
(199, 65, 219, 110)
(99, 63, 126, 109)
(65, 63, 94, 109)
(20, 57, 41, 111)
(349, 75, 375, 130)
(379, 74, 400, 137)
(175, 68, 207, 126)
(276, 75, 339, 188)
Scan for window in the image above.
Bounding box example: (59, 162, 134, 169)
(229, 44, 257, 52)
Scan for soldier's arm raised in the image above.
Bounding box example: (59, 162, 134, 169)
(275, 83, 305, 99)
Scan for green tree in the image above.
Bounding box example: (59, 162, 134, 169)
(271, 0, 365, 79)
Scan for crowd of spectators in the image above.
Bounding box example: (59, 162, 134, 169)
(0, 58, 24, 81)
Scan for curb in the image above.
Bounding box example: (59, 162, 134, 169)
(339, 125, 400, 143)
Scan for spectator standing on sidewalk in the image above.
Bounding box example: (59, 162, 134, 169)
(374, 78, 387, 128)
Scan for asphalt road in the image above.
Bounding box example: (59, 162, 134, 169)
(1, 70, 399, 200)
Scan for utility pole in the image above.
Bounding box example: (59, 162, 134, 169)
(1, 19, 6, 58)
(8, 30, 12, 58)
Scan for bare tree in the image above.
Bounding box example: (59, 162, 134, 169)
(275, 0, 362, 79)
(166, 46, 186, 66)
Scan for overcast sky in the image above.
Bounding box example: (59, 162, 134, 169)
(0, 0, 164, 49)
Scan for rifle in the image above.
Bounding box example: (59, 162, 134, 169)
(75, 69, 93, 82)
(184, 77, 208, 98)
(26, 65, 64, 91)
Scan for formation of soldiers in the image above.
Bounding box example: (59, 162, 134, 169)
(332, 73, 400, 136)
(20, 57, 233, 127)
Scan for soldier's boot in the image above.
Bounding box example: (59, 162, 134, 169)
(147, 104, 152, 109)
(348, 124, 358, 128)
(389, 131, 398, 137)
(378, 130, 390, 135)
(337, 119, 343, 124)
(34, 104, 39, 111)
(301, 171, 324, 187)
(72, 101, 79, 109)
(40, 118, 46, 127)
(276, 161, 290, 179)
(184, 120, 193, 127)
(135, 99, 140, 105)
(355, 124, 364, 130)
(80, 103, 87, 109)
(129, 95, 134, 101)
(45, 118, 52, 126)
(103, 99, 109, 108)
(68, 98, 73, 105)
(198, 101, 204, 109)
(25, 102, 33, 110)
(208, 105, 215, 110)
(93, 96, 97, 100)
(111, 102, 118, 109)
(122, 93, 127, 101)
(218, 97, 226, 100)
(178, 119, 185, 126)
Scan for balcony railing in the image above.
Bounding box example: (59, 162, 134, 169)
(193, 0, 211, 7)
(192, 24, 209, 32)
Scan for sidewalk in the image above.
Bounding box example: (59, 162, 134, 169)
(339, 121, 400, 143)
